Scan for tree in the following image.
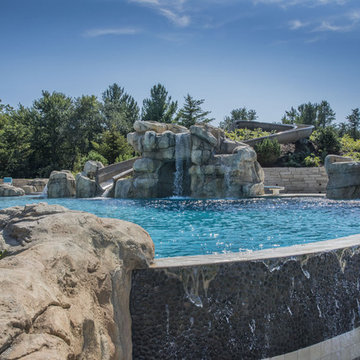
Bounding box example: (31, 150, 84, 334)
(102, 83, 139, 136)
(297, 102, 318, 126)
(141, 84, 177, 123)
(0, 105, 33, 177)
(346, 108, 360, 139)
(219, 107, 258, 131)
(316, 100, 335, 128)
(281, 101, 335, 129)
(175, 94, 214, 128)
(68, 95, 103, 154)
(92, 127, 134, 164)
(29, 91, 74, 176)
(281, 107, 298, 124)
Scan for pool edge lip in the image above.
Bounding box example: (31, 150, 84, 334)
(151, 234, 360, 269)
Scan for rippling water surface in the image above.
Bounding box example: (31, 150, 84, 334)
(0, 196, 359, 258)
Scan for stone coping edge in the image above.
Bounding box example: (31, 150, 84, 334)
(151, 234, 360, 269)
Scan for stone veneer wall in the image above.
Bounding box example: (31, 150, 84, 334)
(263, 167, 328, 194)
(130, 235, 360, 359)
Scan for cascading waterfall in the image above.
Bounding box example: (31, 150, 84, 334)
(222, 165, 232, 197)
(173, 133, 190, 197)
(40, 184, 48, 198)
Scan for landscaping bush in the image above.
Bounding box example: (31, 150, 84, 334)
(310, 127, 341, 160)
(226, 128, 274, 141)
(254, 138, 281, 166)
(304, 154, 321, 167)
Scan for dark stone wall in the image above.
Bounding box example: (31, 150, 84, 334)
(130, 248, 360, 359)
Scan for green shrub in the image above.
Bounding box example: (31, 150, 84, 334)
(226, 128, 274, 141)
(342, 152, 360, 162)
(254, 139, 281, 166)
(310, 127, 341, 159)
(304, 154, 321, 167)
(340, 134, 360, 153)
(72, 150, 109, 174)
(0, 250, 7, 259)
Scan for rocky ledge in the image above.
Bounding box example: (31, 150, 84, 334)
(0, 184, 25, 197)
(0, 203, 154, 360)
(325, 155, 360, 200)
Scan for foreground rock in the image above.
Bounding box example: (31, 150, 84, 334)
(118, 121, 264, 198)
(325, 155, 360, 199)
(0, 203, 154, 359)
(0, 184, 25, 197)
(47, 170, 76, 198)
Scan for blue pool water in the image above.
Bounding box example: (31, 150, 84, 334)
(0, 196, 359, 258)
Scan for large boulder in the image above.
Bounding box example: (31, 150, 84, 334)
(0, 184, 25, 197)
(325, 155, 360, 199)
(0, 203, 154, 360)
(20, 185, 37, 195)
(83, 160, 104, 179)
(47, 170, 76, 198)
(76, 173, 97, 198)
(189, 146, 264, 198)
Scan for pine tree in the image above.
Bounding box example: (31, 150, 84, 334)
(102, 83, 139, 136)
(346, 108, 360, 139)
(219, 107, 257, 131)
(175, 94, 214, 128)
(141, 84, 177, 123)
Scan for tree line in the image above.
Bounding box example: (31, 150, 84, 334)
(0, 83, 213, 178)
(0, 82, 359, 178)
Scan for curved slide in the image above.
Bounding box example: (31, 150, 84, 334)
(96, 157, 139, 191)
(233, 121, 314, 147)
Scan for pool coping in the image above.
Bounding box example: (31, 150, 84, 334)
(151, 234, 360, 269)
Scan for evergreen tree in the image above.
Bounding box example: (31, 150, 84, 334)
(219, 107, 257, 131)
(346, 108, 360, 139)
(30, 91, 74, 176)
(0, 104, 32, 177)
(281, 107, 298, 124)
(316, 100, 335, 128)
(65, 95, 104, 166)
(282, 101, 335, 129)
(141, 84, 177, 123)
(92, 127, 134, 164)
(102, 83, 139, 136)
(175, 94, 214, 128)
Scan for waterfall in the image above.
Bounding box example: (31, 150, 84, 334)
(222, 165, 231, 197)
(173, 133, 190, 197)
(40, 184, 48, 198)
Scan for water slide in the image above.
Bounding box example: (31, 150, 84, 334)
(234, 121, 314, 146)
(96, 157, 139, 192)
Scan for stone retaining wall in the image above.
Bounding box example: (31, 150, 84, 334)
(263, 167, 328, 194)
(130, 235, 360, 359)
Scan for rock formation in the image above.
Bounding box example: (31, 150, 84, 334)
(325, 155, 360, 199)
(0, 184, 25, 197)
(75, 161, 104, 198)
(0, 203, 154, 360)
(115, 121, 264, 198)
(47, 170, 76, 198)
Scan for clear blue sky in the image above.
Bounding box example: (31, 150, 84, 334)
(1, 0, 359, 125)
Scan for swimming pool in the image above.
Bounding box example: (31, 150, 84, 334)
(0, 196, 359, 258)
